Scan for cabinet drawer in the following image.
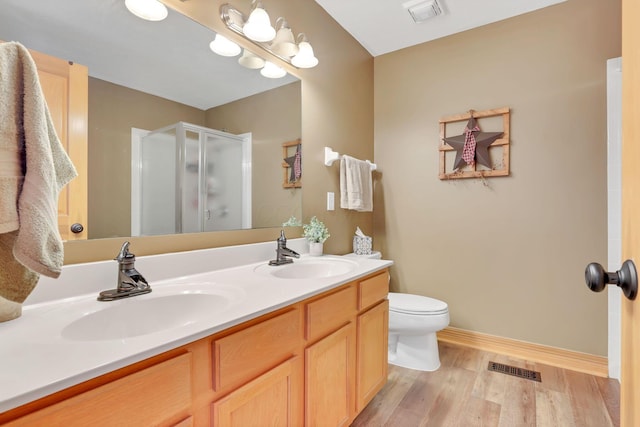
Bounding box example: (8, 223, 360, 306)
(306, 284, 357, 342)
(7, 353, 192, 426)
(213, 308, 301, 391)
(358, 271, 389, 310)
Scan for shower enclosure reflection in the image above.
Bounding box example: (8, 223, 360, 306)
(132, 122, 251, 236)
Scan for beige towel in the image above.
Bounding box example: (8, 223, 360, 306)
(340, 155, 373, 212)
(0, 42, 77, 321)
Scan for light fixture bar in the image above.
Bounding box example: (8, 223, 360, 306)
(220, 3, 299, 68)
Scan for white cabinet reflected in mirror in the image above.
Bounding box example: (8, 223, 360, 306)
(0, 0, 301, 239)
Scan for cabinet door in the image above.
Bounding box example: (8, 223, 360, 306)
(212, 357, 303, 427)
(356, 300, 389, 412)
(306, 322, 356, 427)
(30, 47, 88, 241)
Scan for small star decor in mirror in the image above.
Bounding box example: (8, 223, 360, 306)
(439, 107, 510, 180)
(282, 139, 302, 188)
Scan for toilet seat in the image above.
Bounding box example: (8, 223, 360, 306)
(388, 292, 448, 316)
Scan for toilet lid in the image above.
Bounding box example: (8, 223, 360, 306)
(388, 292, 448, 315)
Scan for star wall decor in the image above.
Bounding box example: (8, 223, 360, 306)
(283, 143, 302, 183)
(438, 107, 511, 180)
(281, 139, 302, 188)
(443, 116, 503, 170)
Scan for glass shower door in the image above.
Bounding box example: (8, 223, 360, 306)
(180, 129, 202, 233)
(139, 127, 178, 235)
(202, 132, 245, 231)
(134, 122, 251, 235)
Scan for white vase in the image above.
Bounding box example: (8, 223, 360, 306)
(309, 242, 323, 256)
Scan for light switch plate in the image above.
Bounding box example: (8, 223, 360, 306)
(327, 192, 335, 210)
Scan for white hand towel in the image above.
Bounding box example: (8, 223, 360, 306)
(340, 155, 373, 212)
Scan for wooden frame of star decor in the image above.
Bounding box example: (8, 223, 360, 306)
(439, 107, 510, 180)
(282, 139, 302, 188)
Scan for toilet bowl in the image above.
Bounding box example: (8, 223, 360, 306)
(343, 251, 449, 371)
(388, 292, 449, 372)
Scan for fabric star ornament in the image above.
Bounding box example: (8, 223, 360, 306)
(293, 144, 301, 180)
(283, 144, 301, 182)
(443, 117, 503, 170)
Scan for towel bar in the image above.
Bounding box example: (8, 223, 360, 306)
(324, 147, 377, 170)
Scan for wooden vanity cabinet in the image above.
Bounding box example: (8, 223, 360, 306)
(2, 351, 195, 426)
(304, 270, 390, 425)
(305, 285, 358, 426)
(210, 307, 304, 426)
(0, 269, 389, 427)
(356, 272, 390, 413)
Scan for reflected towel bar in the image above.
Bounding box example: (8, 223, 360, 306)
(324, 147, 377, 170)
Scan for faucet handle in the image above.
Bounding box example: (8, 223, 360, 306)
(115, 241, 134, 263)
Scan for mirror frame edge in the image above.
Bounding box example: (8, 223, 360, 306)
(64, 226, 302, 264)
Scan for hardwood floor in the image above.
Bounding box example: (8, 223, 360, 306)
(351, 342, 620, 427)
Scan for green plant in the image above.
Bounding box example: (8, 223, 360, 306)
(302, 216, 330, 243)
(282, 216, 302, 227)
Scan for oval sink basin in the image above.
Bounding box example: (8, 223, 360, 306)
(62, 286, 242, 341)
(254, 257, 358, 279)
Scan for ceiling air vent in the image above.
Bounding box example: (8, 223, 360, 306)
(403, 0, 444, 23)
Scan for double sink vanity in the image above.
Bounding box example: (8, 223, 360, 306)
(0, 238, 392, 426)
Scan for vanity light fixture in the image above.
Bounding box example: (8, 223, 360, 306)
(124, 0, 168, 21)
(291, 33, 318, 68)
(209, 34, 242, 57)
(242, 0, 276, 42)
(220, 2, 319, 69)
(238, 48, 266, 69)
(260, 61, 287, 78)
(271, 18, 298, 57)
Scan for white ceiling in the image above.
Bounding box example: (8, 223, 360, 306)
(0, 0, 566, 109)
(315, 0, 566, 56)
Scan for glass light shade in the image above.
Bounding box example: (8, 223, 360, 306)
(291, 41, 318, 68)
(242, 7, 275, 42)
(125, 0, 168, 21)
(238, 49, 265, 69)
(209, 34, 241, 57)
(271, 26, 298, 57)
(260, 61, 286, 78)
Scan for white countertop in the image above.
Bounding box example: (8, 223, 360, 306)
(0, 240, 392, 413)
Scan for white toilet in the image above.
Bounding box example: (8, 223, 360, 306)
(344, 251, 450, 372)
(387, 292, 449, 371)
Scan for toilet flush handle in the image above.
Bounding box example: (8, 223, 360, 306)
(584, 260, 638, 300)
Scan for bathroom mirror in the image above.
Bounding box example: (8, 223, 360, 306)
(0, 0, 301, 239)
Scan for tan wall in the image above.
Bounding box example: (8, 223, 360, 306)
(373, 0, 620, 355)
(65, 0, 374, 262)
(206, 81, 302, 228)
(88, 78, 206, 239)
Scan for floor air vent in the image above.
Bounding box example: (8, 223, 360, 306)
(487, 361, 542, 382)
